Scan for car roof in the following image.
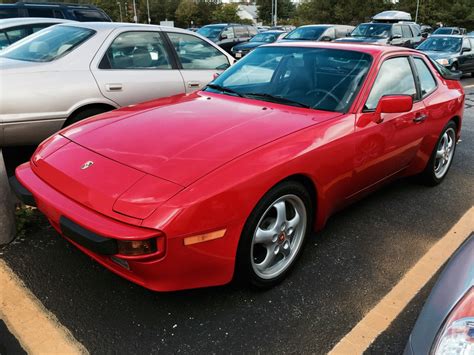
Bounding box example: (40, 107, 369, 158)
(0, 17, 72, 30)
(56, 22, 193, 33)
(261, 30, 285, 34)
(265, 41, 420, 56)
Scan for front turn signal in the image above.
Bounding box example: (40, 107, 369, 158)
(183, 229, 226, 246)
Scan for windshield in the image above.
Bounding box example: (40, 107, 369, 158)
(250, 32, 279, 43)
(417, 36, 462, 52)
(351, 23, 392, 38)
(283, 27, 326, 40)
(0, 25, 95, 62)
(432, 28, 454, 35)
(204, 46, 372, 113)
(197, 26, 223, 39)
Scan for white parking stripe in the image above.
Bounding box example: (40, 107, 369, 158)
(0, 260, 87, 354)
(329, 207, 474, 354)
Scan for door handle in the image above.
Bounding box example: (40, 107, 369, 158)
(105, 83, 123, 91)
(413, 114, 428, 123)
(187, 81, 201, 88)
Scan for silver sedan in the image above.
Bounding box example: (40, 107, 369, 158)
(0, 22, 235, 146)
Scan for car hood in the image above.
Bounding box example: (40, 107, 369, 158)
(233, 42, 266, 51)
(62, 92, 341, 187)
(335, 37, 388, 44)
(419, 50, 458, 60)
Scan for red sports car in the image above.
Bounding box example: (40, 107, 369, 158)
(11, 42, 464, 291)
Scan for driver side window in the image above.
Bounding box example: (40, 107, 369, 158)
(221, 27, 234, 39)
(365, 57, 416, 110)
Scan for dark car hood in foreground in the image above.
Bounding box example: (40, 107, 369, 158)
(418, 50, 458, 61)
(62, 92, 341, 187)
(335, 37, 388, 44)
(232, 41, 266, 51)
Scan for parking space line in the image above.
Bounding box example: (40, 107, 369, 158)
(329, 207, 474, 355)
(0, 260, 87, 354)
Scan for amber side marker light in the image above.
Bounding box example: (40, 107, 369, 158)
(184, 229, 226, 246)
(117, 239, 157, 256)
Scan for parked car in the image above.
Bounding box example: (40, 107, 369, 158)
(231, 30, 285, 58)
(337, 21, 423, 48)
(11, 42, 464, 292)
(432, 27, 466, 35)
(0, 23, 234, 146)
(281, 24, 354, 42)
(197, 23, 258, 53)
(417, 35, 474, 74)
(0, 17, 71, 50)
(257, 25, 270, 32)
(270, 25, 295, 32)
(404, 234, 473, 355)
(468, 31, 474, 37)
(0, 1, 111, 22)
(420, 24, 433, 38)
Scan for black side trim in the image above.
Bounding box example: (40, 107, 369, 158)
(60, 216, 118, 255)
(9, 176, 36, 207)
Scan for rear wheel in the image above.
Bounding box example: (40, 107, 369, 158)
(235, 181, 313, 288)
(419, 121, 457, 186)
(65, 106, 112, 127)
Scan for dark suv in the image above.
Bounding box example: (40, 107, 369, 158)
(197, 23, 258, 54)
(0, 2, 111, 22)
(336, 22, 423, 48)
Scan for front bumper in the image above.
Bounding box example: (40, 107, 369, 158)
(13, 163, 236, 291)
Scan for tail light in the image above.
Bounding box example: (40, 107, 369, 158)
(117, 239, 157, 256)
(433, 287, 474, 355)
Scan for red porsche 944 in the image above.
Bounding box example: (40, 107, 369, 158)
(11, 42, 464, 291)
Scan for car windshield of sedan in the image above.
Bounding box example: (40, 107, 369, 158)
(197, 26, 224, 39)
(204, 46, 372, 113)
(283, 27, 326, 40)
(250, 32, 279, 43)
(351, 23, 392, 38)
(432, 28, 456, 35)
(417, 37, 462, 52)
(0, 25, 95, 62)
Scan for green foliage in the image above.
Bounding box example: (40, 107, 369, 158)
(175, 0, 198, 27)
(15, 205, 35, 238)
(211, 3, 240, 23)
(256, 0, 295, 25)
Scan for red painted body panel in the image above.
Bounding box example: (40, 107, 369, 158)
(16, 43, 465, 291)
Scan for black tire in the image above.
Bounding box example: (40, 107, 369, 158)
(65, 106, 112, 127)
(234, 180, 314, 289)
(418, 120, 457, 186)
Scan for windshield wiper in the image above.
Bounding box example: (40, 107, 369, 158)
(205, 84, 244, 97)
(243, 93, 311, 109)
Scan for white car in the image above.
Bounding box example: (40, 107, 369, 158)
(0, 22, 235, 146)
(0, 17, 72, 50)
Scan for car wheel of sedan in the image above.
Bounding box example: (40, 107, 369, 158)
(420, 121, 457, 186)
(235, 181, 313, 288)
(65, 106, 112, 127)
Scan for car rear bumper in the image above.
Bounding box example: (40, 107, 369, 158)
(13, 163, 236, 291)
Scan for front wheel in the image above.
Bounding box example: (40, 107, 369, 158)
(235, 181, 313, 288)
(419, 121, 457, 186)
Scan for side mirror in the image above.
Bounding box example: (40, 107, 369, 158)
(320, 36, 332, 42)
(461, 46, 471, 54)
(374, 95, 413, 122)
(220, 34, 228, 40)
(391, 34, 402, 40)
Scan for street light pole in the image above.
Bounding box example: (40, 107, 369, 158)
(146, 0, 151, 24)
(117, 1, 123, 22)
(274, 0, 277, 26)
(271, 0, 273, 26)
(132, 0, 138, 23)
(415, 0, 420, 23)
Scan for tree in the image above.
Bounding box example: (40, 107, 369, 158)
(257, 0, 295, 25)
(175, 0, 198, 28)
(211, 3, 240, 23)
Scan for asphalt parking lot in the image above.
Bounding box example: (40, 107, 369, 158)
(1, 77, 473, 354)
